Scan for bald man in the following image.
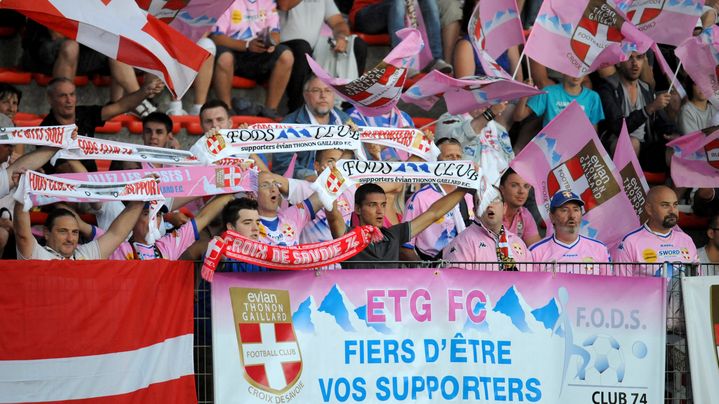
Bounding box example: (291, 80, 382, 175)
(613, 186, 698, 276)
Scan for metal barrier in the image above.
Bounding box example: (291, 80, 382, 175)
(192, 261, 719, 403)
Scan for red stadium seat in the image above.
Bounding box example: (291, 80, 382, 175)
(92, 75, 112, 87)
(354, 33, 390, 46)
(0, 26, 17, 38)
(643, 171, 667, 185)
(411, 116, 436, 133)
(678, 212, 709, 230)
(232, 76, 257, 89)
(14, 118, 43, 127)
(0, 68, 32, 85)
(13, 112, 39, 121)
(30, 211, 97, 226)
(170, 115, 199, 128)
(186, 122, 204, 136)
(95, 160, 112, 171)
(33, 73, 89, 87)
(403, 72, 425, 90)
(109, 114, 140, 127)
(94, 121, 123, 134)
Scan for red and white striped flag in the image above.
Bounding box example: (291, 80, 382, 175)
(0, 260, 196, 403)
(1, 0, 211, 98)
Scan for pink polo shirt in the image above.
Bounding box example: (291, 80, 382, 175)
(503, 207, 539, 244)
(110, 219, 199, 260)
(612, 224, 698, 277)
(443, 222, 531, 270)
(529, 235, 611, 275)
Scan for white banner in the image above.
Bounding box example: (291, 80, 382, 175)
(335, 159, 480, 188)
(53, 136, 201, 166)
(682, 275, 719, 402)
(0, 125, 76, 148)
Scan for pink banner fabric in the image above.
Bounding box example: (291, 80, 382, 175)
(404, 0, 434, 70)
(468, 0, 525, 59)
(676, 27, 719, 105)
(401, 70, 543, 114)
(667, 127, 719, 187)
(613, 120, 650, 223)
(307, 28, 423, 116)
(57, 164, 258, 198)
(625, 0, 703, 46)
(510, 102, 640, 248)
(525, 0, 653, 78)
(137, 0, 235, 42)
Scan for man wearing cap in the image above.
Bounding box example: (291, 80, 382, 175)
(613, 186, 698, 276)
(529, 190, 611, 274)
(443, 192, 531, 270)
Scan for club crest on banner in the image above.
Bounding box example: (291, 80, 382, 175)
(546, 141, 620, 213)
(326, 167, 345, 194)
(706, 139, 719, 169)
(334, 62, 407, 109)
(571, 0, 625, 68)
(206, 134, 226, 155)
(230, 287, 304, 395)
(626, 0, 665, 25)
(217, 166, 245, 188)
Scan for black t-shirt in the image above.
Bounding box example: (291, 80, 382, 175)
(41, 105, 104, 172)
(41, 105, 105, 138)
(342, 222, 411, 269)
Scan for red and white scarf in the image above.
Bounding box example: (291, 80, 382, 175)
(52, 136, 201, 166)
(0, 124, 75, 148)
(201, 225, 383, 281)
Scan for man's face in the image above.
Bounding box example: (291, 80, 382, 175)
(200, 106, 231, 132)
(551, 202, 583, 238)
(709, 224, 719, 250)
(143, 121, 170, 148)
(647, 189, 679, 230)
(438, 142, 463, 161)
(45, 215, 80, 258)
(480, 197, 504, 230)
(257, 172, 281, 213)
(304, 79, 334, 118)
(228, 209, 261, 240)
(564, 75, 584, 87)
(618, 52, 645, 81)
(0, 93, 18, 120)
(357, 192, 386, 227)
(48, 82, 76, 119)
(132, 208, 162, 241)
(500, 173, 531, 208)
(313, 149, 343, 174)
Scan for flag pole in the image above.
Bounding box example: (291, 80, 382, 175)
(512, 48, 526, 80)
(525, 54, 532, 82)
(667, 61, 682, 93)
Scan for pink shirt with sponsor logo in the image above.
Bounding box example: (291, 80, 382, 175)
(529, 235, 611, 275)
(503, 206, 539, 244)
(109, 219, 199, 260)
(259, 201, 314, 246)
(212, 0, 280, 41)
(443, 222, 531, 270)
(612, 224, 698, 277)
(403, 184, 474, 257)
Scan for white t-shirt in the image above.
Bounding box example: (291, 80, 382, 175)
(0, 166, 8, 198)
(19, 238, 101, 260)
(279, 0, 339, 47)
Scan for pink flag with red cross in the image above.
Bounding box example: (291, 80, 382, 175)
(676, 26, 719, 106)
(510, 102, 640, 248)
(136, 0, 235, 42)
(525, 0, 653, 78)
(625, 0, 704, 46)
(667, 126, 719, 187)
(613, 120, 650, 223)
(467, 0, 525, 60)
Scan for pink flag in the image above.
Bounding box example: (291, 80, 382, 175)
(1, 0, 211, 98)
(510, 102, 640, 248)
(475, 48, 513, 79)
(307, 28, 422, 116)
(468, 0, 525, 59)
(525, 0, 653, 78)
(613, 120, 650, 223)
(404, 0, 434, 70)
(651, 43, 686, 98)
(625, 0, 704, 46)
(136, 0, 235, 42)
(667, 127, 719, 187)
(676, 27, 719, 105)
(401, 70, 542, 114)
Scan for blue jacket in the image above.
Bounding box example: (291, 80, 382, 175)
(271, 106, 349, 179)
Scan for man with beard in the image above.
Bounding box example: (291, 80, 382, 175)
(614, 186, 698, 276)
(443, 192, 530, 270)
(272, 75, 350, 180)
(529, 190, 611, 275)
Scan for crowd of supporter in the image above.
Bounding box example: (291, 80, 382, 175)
(0, 0, 718, 274)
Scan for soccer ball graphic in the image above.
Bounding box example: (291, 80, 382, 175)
(581, 334, 626, 384)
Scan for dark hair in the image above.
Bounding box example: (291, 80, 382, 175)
(315, 148, 343, 163)
(355, 183, 385, 206)
(142, 111, 172, 133)
(222, 197, 259, 227)
(47, 77, 74, 95)
(0, 83, 21, 104)
(683, 74, 697, 101)
(200, 99, 231, 118)
(435, 137, 462, 147)
(710, 213, 719, 230)
(45, 207, 77, 231)
(500, 167, 517, 186)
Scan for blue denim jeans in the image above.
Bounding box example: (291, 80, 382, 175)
(354, 0, 443, 60)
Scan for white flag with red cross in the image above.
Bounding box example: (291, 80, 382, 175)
(1, 0, 211, 98)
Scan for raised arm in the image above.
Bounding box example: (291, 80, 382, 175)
(100, 76, 164, 121)
(97, 201, 144, 258)
(409, 188, 469, 238)
(326, 199, 347, 239)
(13, 201, 35, 259)
(193, 194, 234, 231)
(5, 147, 59, 187)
